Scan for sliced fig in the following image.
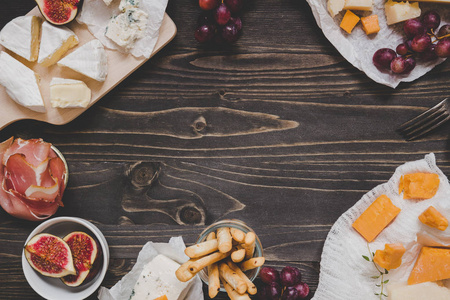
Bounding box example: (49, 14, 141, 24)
(61, 231, 101, 287)
(35, 0, 81, 26)
(24, 233, 76, 278)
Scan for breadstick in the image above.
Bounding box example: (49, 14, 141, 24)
(227, 261, 257, 295)
(219, 262, 247, 294)
(231, 248, 246, 263)
(208, 262, 220, 298)
(217, 227, 232, 253)
(185, 239, 218, 258)
(175, 259, 198, 282)
(189, 251, 231, 273)
(230, 228, 246, 243)
(243, 232, 256, 260)
(240, 257, 265, 272)
(221, 276, 251, 300)
(207, 231, 216, 241)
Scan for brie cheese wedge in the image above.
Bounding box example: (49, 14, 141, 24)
(0, 16, 42, 62)
(0, 51, 45, 112)
(58, 40, 108, 82)
(38, 22, 78, 67)
(50, 78, 91, 108)
(105, 9, 148, 49)
(130, 255, 193, 300)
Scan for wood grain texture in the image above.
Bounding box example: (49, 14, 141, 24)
(0, 0, 450, 299)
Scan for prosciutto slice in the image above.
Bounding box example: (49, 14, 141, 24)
(0, 138, 67, 221)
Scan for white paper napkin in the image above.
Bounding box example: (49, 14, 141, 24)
(313, 153, 450, 299)
(98, 236, 204, 300)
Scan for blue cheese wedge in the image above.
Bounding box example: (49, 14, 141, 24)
(57, 40, 108, 82)
(105, 9, 148, 50)
(0, 16, 42, 62)
(119, 0, 140, 11)
(130, 255, 193, 300)
(50, 78, 91, 108)
(0, 51, 45, 112)
(38, 22, 78, 67)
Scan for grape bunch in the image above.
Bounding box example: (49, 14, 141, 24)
(195, 0, 245, 44)
(373, 11, 450, 74)
(257, 266, 310, 300)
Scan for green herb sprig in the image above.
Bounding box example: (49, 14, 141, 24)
(362, 243, 389, 299)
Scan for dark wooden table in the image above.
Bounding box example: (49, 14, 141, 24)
(1, 0, 450, 299)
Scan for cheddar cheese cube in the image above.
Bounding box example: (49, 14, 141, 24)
(408, 247, 450, 285)
(399, 173, 440, 200)
(419, 206, 448, 231)
(340, 10, 360, 34)
(361, 15, 380, 35)
(374, 243, 406, 270)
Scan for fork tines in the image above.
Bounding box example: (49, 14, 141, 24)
(397, 98, 450, 141)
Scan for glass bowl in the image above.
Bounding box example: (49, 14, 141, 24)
(196, 219, 264, 289)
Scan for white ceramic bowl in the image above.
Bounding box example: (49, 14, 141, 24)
(22, 217, 110, 300)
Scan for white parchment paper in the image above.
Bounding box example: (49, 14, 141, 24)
(77, 0, 168, 58)
(305, 0, 449, 88)
(313, 153, 450, 300)
(97, 236, 204, 300)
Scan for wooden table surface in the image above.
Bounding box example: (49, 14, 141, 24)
(1, 0, 450, 299)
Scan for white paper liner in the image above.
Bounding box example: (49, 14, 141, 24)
(98, 236, 204, 300)
(77, 0, 168, 58)
(305, 0, 449, 88)
(313, 153, 450, 299)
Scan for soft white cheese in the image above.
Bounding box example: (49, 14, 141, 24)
(130, 254, 193, 300)
(57, 40, 108, 82)
(388, 281, 450, 300)
(343, 0, 373, 11)
(385, 0, 421, 25)
(103, 0, 114, 5)
(119, 0, 140, 11)
(38, 22, 78, 67)
(0, 16, 42, 62)
(327, 0, 345, 17)
(50, 78, 91, 108)
(0, 51, 45, 112)
(105, 9, 148, 50)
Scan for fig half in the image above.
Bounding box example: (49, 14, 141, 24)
(61, 231, 101, 287)
(35, 0, 81, 26)
(24, 233, 76, 278)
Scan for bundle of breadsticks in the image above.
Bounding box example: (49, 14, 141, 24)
(175, 227, 265, 299)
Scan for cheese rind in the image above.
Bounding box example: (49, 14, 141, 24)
(343, 0, 373, 11)
(58, 40, 108, 82)
(399, 172, 440, 200)
(385, 0, 421, 25)
(352, 195, 401, 242)
(130, 254, 193, 300)
(0, 16, 42, 62)
(105, 9, 148, 49)
(327, 0, 345, 17)
(50, 78, 91, 108)
(388, 282, 450, 300)
(373, 243, 406, 270)
(38, 22, 78, 67)
(0, 51, 45, 112)
(408, 247, 450, 285)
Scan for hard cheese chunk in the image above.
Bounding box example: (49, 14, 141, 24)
(340, 10, 360, 34)
(385, 0, 421, 25)
(388, 282, 450, 300)
(419, 206, 448, 231)
(130, 254, 193, 300)
(0, 51, 45, 112)
(343, 0, 373, 11)
(0, 16, 42, 62)
(373, 243, 406, 270)
(399, 173, 440, 200)
(105, 9, 148, 49)
(38, 22, 78, 67)
(327, 0, 345, 17)
(361, 15, 380, 35)
(408, 247, 450, 285)
(352, 195, 401, 242)
(50, 78, 91, 108)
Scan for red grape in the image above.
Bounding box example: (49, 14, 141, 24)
(229, 16, 242, 31)
(422, 11, 440, 32)
(266, 282, 282, 300)
(280, 266, 301, 287)
(222, 24, 239, 43)
(293, 282, 310, 299)
(259, 267, 280, 285)
(281, 286, 298, 300)
(194, 24, 215, 43)
(390, 57, 407, 74)
(438, 25, 450, 38)
(396, 43, 409, 55)
(214, 3, 231, 25)
(225, 0, 244, 13)
(199, 0, 219, 11)
(373, 48, 396, 70)
(419, 44, 438, 61)
(411, 34, 432, 52)
(435, 38, 450, 58)
(404, 56, 416, 73)
(404, 18, 425, 38)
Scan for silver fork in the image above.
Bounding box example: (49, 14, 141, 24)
(397, 98, 450, 141)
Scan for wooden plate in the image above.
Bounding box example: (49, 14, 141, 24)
(0, 7, 177, 130)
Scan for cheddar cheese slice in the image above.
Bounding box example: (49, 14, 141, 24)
(352, 195, 401, 242)
(408, 247, 450, 285)
(399, 173, 439, 200)
(419, 206, 448, 231)
(374, 243, 406, 270)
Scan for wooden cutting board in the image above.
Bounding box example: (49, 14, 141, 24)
(0, 7, 177, 130)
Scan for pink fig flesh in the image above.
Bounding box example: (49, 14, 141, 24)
(35, 0, 81, 25)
